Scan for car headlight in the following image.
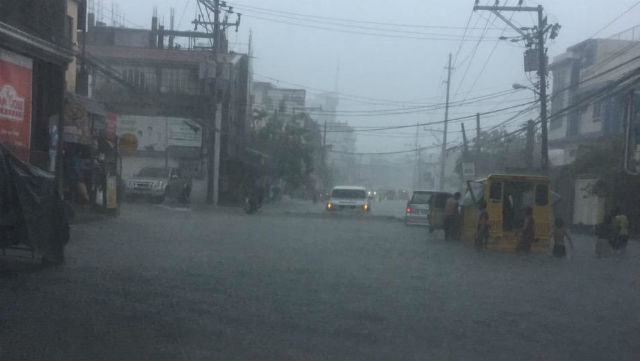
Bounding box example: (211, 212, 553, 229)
(154, 181, 166, 190)
(127, 180, 134, 188)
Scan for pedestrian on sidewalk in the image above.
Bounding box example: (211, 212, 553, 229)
(516, 207, 535, 253)
(475, 200, 490, 249)
(552, 217, 573, 258)
(444, 192, 461, 241)
(612, 207, 629, 255)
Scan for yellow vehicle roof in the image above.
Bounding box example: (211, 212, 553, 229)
(478, 173, 550, 183)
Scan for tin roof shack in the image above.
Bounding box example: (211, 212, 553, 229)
(84, 20, 250, 203)
(0, 0, 74, 179)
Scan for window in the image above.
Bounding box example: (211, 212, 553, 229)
(489, 182, 502, 202)
(331, 189, 367, 199)
(535, 184, 549, 206)
(593, 101, 602, 122)
(410, 192, 432, 204)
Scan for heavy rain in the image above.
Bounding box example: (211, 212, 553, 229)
(0, 0, 639, 360)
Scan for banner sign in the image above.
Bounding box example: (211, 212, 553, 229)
(116, 115, 202, 153)
(0, 49, 33, 162)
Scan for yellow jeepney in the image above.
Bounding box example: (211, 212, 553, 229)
(461, 174, 552, 252)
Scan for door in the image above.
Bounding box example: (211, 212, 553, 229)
(486, 181, 503, 236)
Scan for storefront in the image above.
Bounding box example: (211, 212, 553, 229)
(0, 2, 73, 187)
(63, 93, 119, 213)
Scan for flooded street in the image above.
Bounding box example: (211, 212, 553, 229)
(1, 202, 638, 361)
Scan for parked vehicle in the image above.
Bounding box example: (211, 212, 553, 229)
(125, 167, 192, 203)
(244, 194, 262, 214)
(426, 191, 453, 233)
(405, 190, 434, 226)
(326, 186, 371, 213)
(460, 174, 552, 252)
(0, 143, 69, 265)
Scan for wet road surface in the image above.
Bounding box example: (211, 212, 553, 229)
(1, 201, 639, 360)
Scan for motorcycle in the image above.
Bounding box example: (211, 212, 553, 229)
(244, 194, 262, 214)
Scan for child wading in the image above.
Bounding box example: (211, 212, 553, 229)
(552, 218, 573, 258)
(475, 201, 490, 249)
(516, 207, 535, 253)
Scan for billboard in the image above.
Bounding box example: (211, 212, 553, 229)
(116, 115, 202, 153)
(0, 49, 32, 162)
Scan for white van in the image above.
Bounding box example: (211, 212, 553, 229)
(326, 186, 371, 212)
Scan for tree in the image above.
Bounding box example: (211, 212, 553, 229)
(251, 106, 322, 192)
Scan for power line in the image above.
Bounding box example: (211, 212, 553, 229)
(311, 93, 529, 116)
(325, 100, 538, 132)
(242, 13, 501, 42)
(234, 6, 493, 38)
(228, 1, 504, 31)
(453, 10, 476, 66)
(329, 144, 441, 156)
(253, 72, 519, 107)
(459, 8, 517, 103)
(452, 10, 495, 99)
(590, 0, 640, 38)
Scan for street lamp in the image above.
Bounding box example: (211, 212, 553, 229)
(512, 83, 540, 96)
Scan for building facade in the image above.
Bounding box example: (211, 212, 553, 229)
(83, 16, 250, 203)
(549, 38, 640, 165)
(0, 0, 74, 184)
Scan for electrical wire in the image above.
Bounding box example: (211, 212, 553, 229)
(253, 72, 519, 107)
(233, 6, 492, 38)
(452, 9, 496, 99)
(590, 0, 640, 38)
(459, 8, 518, 103)
(241, 13, 500, 42)
(227, 1, 504, 31)
(325, 100, 538, 133)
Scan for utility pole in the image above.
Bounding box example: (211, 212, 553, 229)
(537, 5, 550, 171)
(461, 123, 468, 156)
(206, 0, 220, 204)
(473, 3, 559, 172)
(439, 53, 453, 191)
(198, 0, 240, 204)
(322, 119, 328, 187)
(475, 113, 481, 154)
(413, 121, 420, 190)
(525, 119, 535, 170)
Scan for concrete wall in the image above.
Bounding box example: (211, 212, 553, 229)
(573, 178, 605, 225)
(581, 39, 640, 87)
(549, 62, 571, 141)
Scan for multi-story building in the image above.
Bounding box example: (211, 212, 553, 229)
(84, 15, 250, 203)
(549, 37, 640, 165)
(308, 92, 357, 186)
(548, 33, 640, 225)
(251, 81, 306, 130)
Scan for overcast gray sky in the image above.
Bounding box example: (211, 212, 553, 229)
(108, 0, 640, 154)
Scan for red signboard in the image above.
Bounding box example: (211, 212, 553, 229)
(0, 49, 32, 162)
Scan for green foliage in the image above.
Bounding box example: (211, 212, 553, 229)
(569, 136, 624, 197)
(252, 108, 322, 190)
(455, 129, 529, 176)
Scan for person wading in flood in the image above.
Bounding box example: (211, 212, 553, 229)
(552, 217, 574, 258)
(517, 207, 535, 253)
(444, 192, 461, 241)
(475, 200, 490, 249)
(612, 207, 629, 255)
